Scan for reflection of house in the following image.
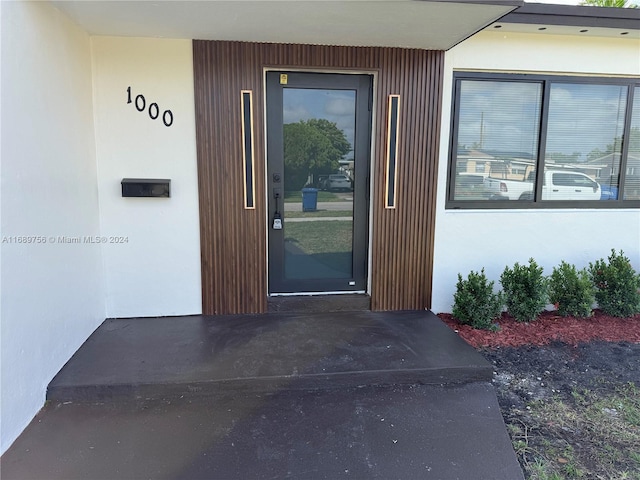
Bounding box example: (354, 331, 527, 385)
(586, 153, 640, 199)
(587, 152, 640, 179)
(338, 159, 355, 181)
(458, 151, 640, 189)
(456, 149, 494, 174)
(2, 1, 639, 454)
(457, 150, 536, 180)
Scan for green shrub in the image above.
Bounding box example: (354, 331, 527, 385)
(588, 250, 640, 317)
(548, 261, 594, 318)
(500, 258, 548, 322)
(452, 269, 504, 330)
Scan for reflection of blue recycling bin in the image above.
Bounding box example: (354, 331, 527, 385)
(301, 188, 318, 212)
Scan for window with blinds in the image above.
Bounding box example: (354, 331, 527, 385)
(624, 92, 640, 201)
(447, 73, 640, 209)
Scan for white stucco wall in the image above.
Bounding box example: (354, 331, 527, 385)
(431, 31, 640, 314)
(1, 1, 105, 454)
(91, 37, 201, 318)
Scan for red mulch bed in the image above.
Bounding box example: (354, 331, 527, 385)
(438, 310, 640, 348)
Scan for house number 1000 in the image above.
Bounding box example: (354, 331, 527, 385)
(126, 86, 173, 127)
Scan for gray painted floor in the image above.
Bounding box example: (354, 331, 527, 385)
(1, 310, 524, 479)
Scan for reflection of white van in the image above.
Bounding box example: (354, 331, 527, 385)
(545, 172, 600, 201)
(484, 170, 600, 201)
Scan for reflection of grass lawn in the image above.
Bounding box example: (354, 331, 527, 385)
(286, 210, 352, 219)
(284, 191, 343, 203)
(285, 221, 352, 254)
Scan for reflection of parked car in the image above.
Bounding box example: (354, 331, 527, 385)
(323, 174, 352, 191)
(316, 175, 328, 189)
(484, 170, 600, 201)
(454, 173, 488, 200)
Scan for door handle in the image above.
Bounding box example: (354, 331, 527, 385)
(272, 188, 283, 230)
(272, 212, 282, 230)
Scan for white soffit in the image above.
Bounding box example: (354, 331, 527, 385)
(50, 1, 519, 50)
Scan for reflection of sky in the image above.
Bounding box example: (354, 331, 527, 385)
(283, 88, 356, 154)
(631, 94, 640, 155)
(458, 80, 542, 156)
(458, 80, 628, 161)
(546, 84, 627, 160)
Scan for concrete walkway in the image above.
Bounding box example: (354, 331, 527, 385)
(286, 216, 351, 222)
(284, 201, 353, 212)
(1, 311, 524, 479)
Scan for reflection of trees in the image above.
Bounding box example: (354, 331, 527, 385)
(546, 152, 581, 163)
(587, 127, 640, 161)
(284, 119, 351, 190)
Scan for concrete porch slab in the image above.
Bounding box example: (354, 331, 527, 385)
(47, 310, 493, 402)
(2, 310, 524, 479)
(2, 382, 523, 480)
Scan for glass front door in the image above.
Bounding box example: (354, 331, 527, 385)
(266, 72, 372, 294)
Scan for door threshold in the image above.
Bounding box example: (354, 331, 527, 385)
(269, 291, 366, 297)
(267, 293, 371, 313)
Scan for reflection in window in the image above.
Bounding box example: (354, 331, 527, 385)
(453, 80, 542, 201)
(282, 88, 356, 280)
(544, 84, 627, 201)
(624, 90, 640, 200)
(448, 74, 640, 208)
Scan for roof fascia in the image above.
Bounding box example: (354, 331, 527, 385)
(501, 3, 640, 30)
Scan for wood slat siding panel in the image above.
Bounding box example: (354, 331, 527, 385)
(193, 41, 443, 314)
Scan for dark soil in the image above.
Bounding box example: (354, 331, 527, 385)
(439, 312, 640, 479)
(483, 340, 640, 411)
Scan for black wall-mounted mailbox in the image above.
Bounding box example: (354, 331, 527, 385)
(121, 178, 170, 198)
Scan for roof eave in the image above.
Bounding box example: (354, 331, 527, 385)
(501, 3, 640, 30)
